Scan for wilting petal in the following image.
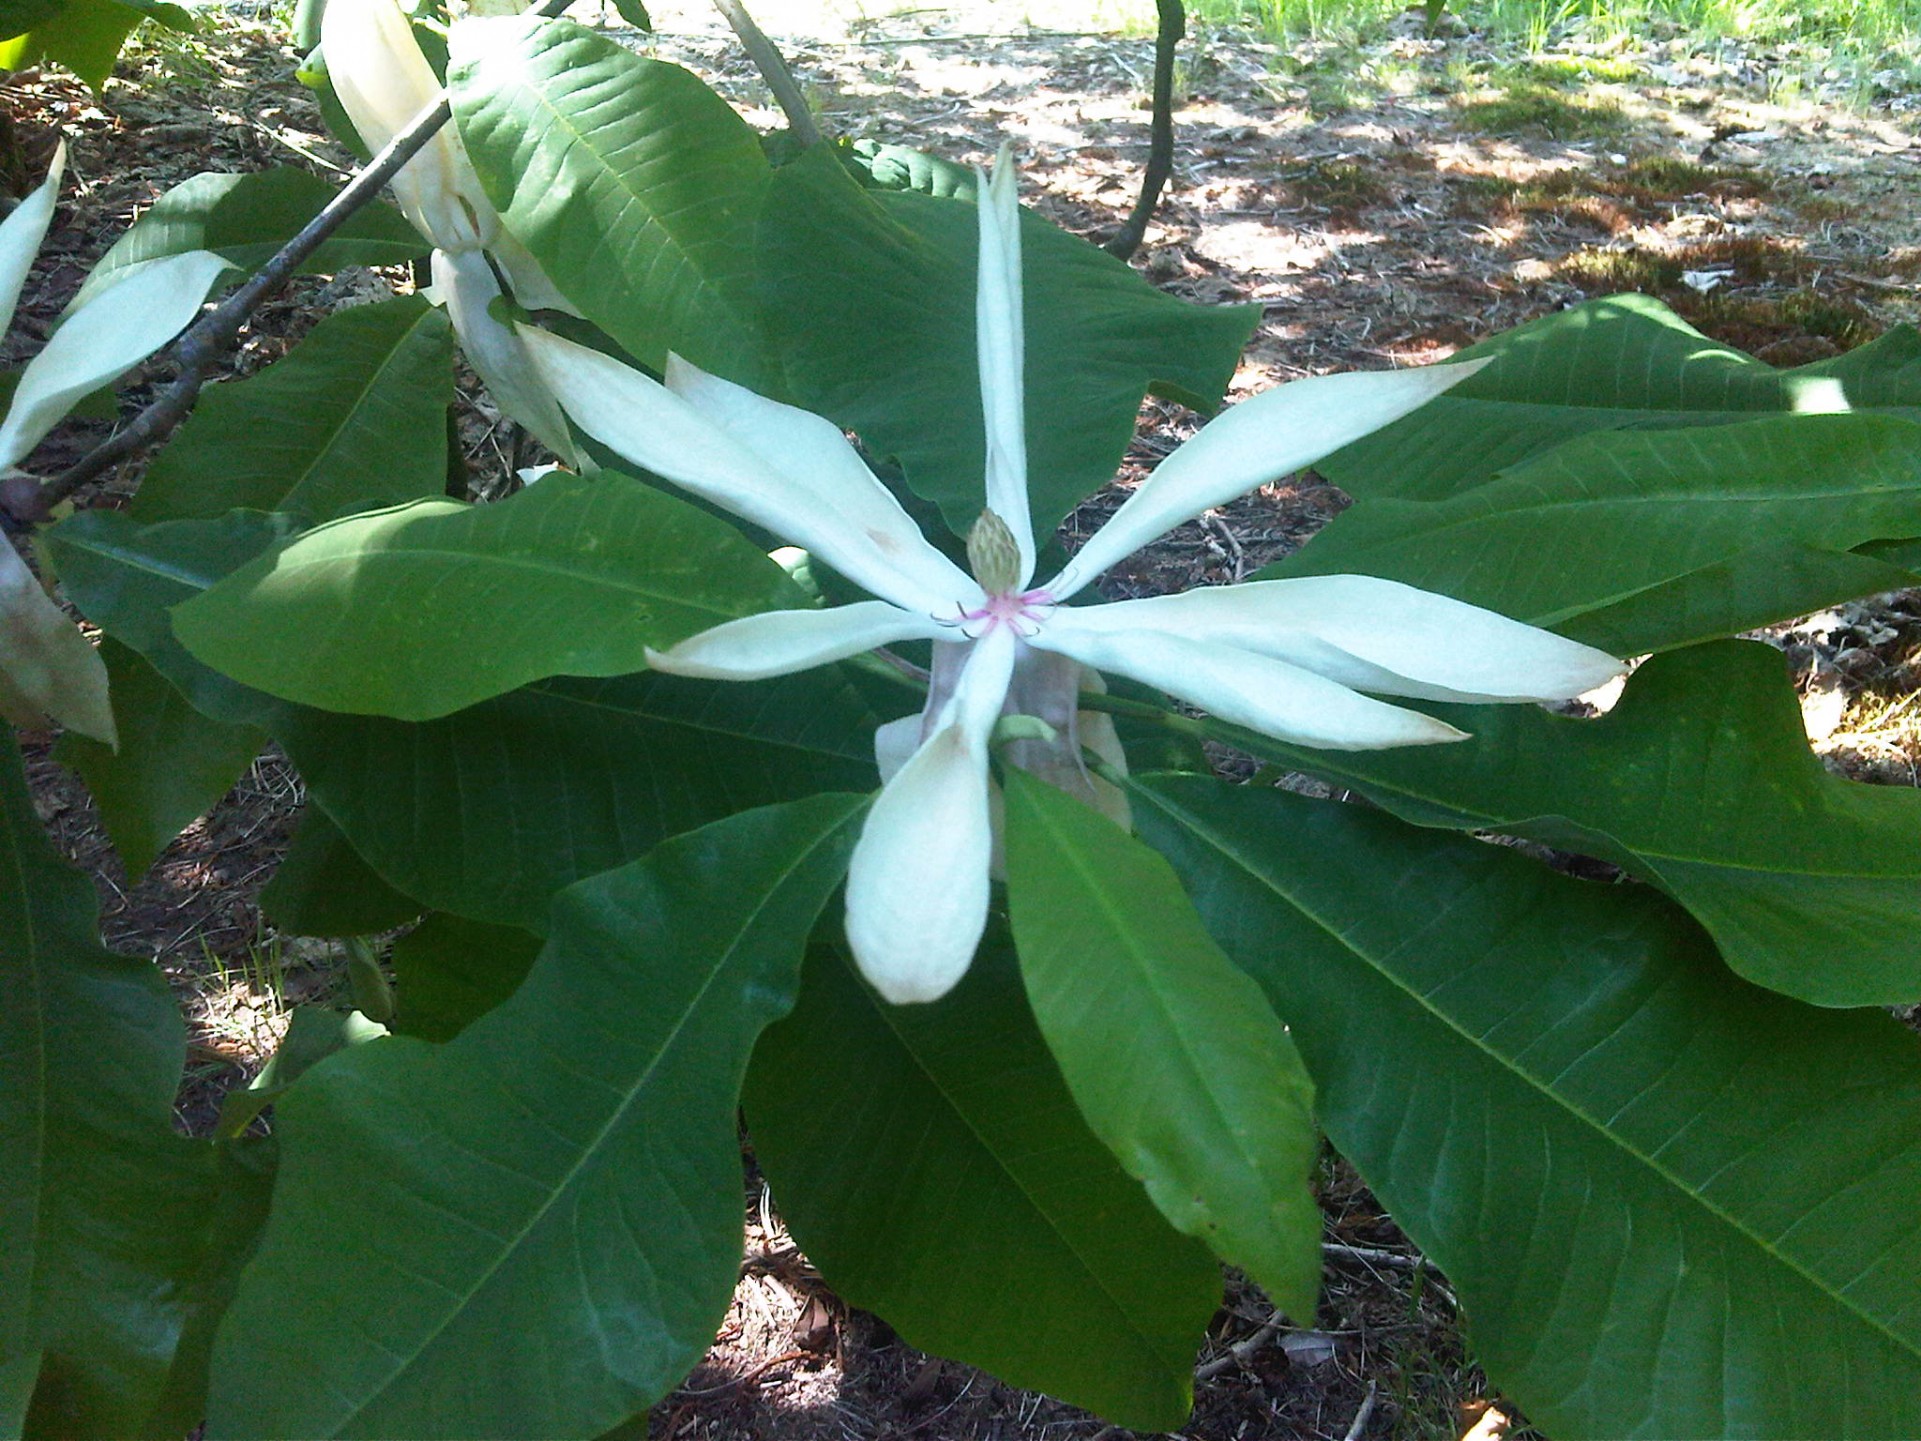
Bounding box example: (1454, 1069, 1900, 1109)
(645, 599, 947, 681)
(974, 146, 1033, 585)
(844, 625, 1016, 1004)
(0, 536, 115, 746)
(521, 327, 980, 615)
(0, 142, 63, 340)
(0, 249, 229, 473)
(325, 0, 493, 250)
(1066, 575, 1623, 702)
(1048, 360, 1489, 599)
(1035, 615, 1467, 751)
(432, 249, 577, 465)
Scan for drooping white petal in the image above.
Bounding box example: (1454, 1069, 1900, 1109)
(1065, 575, 1623, 703)
(0, 142, 63, 340)
(974, 145, 1033, 585)
(486, 224, 582, 316)
(0, 535, 115, 746)
(844, 625, 1017, 1004)
(1048, 359, 1490, 599)
(325, 0, 493, 251)
(520, 326, 981, 616)
(872, 712, 921, 784)
(1034, 615, 1468, 751)
(432, 248, 578, 465)
(644, 599, 948, 682)
(0, 249, 229, 473)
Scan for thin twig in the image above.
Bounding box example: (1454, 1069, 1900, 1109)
(709, 0, 824, 148)
(1342, 1379, 1380, 1441)
(1104, 0, 1184, 261)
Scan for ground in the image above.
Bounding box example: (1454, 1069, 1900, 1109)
(6, 1, 1921, 1437)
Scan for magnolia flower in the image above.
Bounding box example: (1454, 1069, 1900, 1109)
(0, 144, 229, 745)
(515, 155, 1622, 1005)
(320, 0, 577, 463)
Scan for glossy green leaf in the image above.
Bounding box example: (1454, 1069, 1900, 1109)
(762, 147, 1256, 544)
(449, 16, 774, 385)
(258, 805, 420, 938)
(0, 0, 149, 89)
(0, 738, 213, 1437)
(1321, 293, 1921, 500)
(844, 138, 976, 198)
(206, 794, 865, 1440)
(173, 472, 802, 719)
(132, 296, 452, 526)
(1265, 412, 1921, 657)
(388, 913, 541, 1042)
(745, 932, 1219, 1431)
(1209, 641, 1921, 1007)
(1134, 772, 1921, 1440)
(74, 169, 426, 309)
(54, 638, 262, 877)
(1003, 771, 1320, 1322)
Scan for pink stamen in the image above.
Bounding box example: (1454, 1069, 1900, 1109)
(947, 587, 1055, 640)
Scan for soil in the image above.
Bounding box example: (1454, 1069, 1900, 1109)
(6, 2, 1920, 1437)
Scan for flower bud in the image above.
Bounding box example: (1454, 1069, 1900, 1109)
(967, 508, 1023, 595)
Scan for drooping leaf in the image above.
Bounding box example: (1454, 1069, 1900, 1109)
(843, 138, 976, 198)
(0, 0, 176, 90)
(0, 738, 214, 1437)
(206, 794, 865, 1440)
(1003, 771, 1321, 1322)
(132, 296, 453, 526)
(1321, 293, 1921, 501)
(388, 913, 541, 1042)
(53, 637, 262, 876)
(1264, 412, 1921, 657)
(74, 169, 426, 309)
(1204, 640, 1921, 1007)
(1133, 772, 1921, 1441)
(258, 805, 420, 938)
(173, 472, 804, 719)
(214, 1008, 389, 1140)
(744, 932, 1219, 1432)
(761, 147, 1257, 545)
(448, 16, 774, 385)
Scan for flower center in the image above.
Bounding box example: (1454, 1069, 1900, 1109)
(957, 585, 1053, 640)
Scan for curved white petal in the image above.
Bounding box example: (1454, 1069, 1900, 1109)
(1049, 359, 1490, 599)
(1035, 615, 1468, 751)
(1066, 576, 1623, 702)
(0, 249, 229, 473)
(487, 224, 581, 316)
(0, 536, 115, 746)
(644, 599, 947, 681)
(844, 625, 1017, 1004)
(520, 326, 980, 616)
(873, 712, 922, 785)
(0, 142, 63, 340)
(975, 146, 1033, 584)
(432, 248, 577, 465)
(325, 0, 493, 250)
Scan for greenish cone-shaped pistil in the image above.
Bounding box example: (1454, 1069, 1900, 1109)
(968, 508, 1024, 594)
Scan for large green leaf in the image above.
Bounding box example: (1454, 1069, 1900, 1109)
(1133, 773, 1921, 1440)
(761, 148, 1257, 545)
(1321, 293, 1921, 501)
(0, 0, 180, 90)
(173, 472, 801, 719)
(1002, 771, 1320, 1322)
(258, 806, 420, 938)
(73, 169, 426, 311)
(387, 913, 541, 1043)
(53, 637, 263, 877)
(1265, 412, 1921, 657)
(0, 738, 214, 1437)
(132, 296, 452, 526)
(744, 931, 1219, 1431)
(205, 794, 865, 1440)
(448, 16, 773, 385)
(1207, 641, 1921, 1008)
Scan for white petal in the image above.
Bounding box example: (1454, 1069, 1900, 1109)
(486, 224, 581, 316)
(0, 249, 230, 473)
(644, 599, 947, 682)
(326, 0, 493, 250)
(0, 142, 63, 340)
(1064, 576, 1623, 702)
(1048, 359, 1489, 599)
(520, 326, 980, 615)
(844, 626, 1016, 1004)
(974, 145, 1033, 584)
(0, 536, 115, 746)
(432, 249, 578, 465)
(872, 712, 921, 784)
(1035, 616, 1468, 751)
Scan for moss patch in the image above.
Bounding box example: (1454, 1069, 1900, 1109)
(1455, 81, 1630, 139)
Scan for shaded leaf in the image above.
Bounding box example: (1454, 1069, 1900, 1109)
(388, 913, 541, 1042)
(215, 1008, 388, 1140)
(259, 805, 420, 938)
(206, 794, 865, 1440)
